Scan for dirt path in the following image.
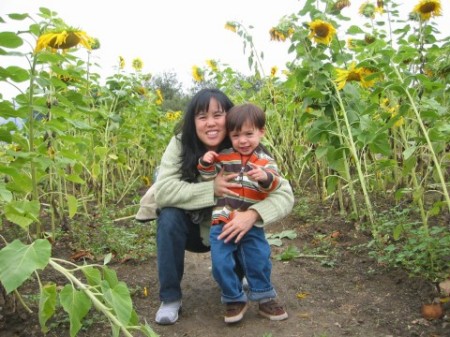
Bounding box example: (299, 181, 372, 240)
(1, 214, 449, 337)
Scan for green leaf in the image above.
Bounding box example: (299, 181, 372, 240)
(0, 239, 51, 293)
(0, 32, 23, 48)
(0, 101, 18, 118)
(0, 183, 13, 202)
(66, 194, 78, 219)
(39, 283, 57, 333)
(4, 200, 40, 229)
(82, 266, 103, 287)
(393, 224, 404, 241)
(5, 66, 29, 82)
(65, 174, 86, 184)
(101, 280, 133, 325)
(267, 237, 283, 246)
(59, 285, 92, 337)
(103, 266, 119, 288)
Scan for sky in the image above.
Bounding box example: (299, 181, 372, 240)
(0, 0, 448, 93)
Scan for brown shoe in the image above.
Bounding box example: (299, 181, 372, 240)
(258, 299, 288, 321)
(224, 302, 249, 323)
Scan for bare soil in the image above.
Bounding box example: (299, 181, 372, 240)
(1, 196, 449, 337)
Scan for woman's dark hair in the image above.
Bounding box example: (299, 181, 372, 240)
(174, 88, 234, 181)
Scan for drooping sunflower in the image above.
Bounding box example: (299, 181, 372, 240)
(359, 1, 376, 18)
(270, 66, 278, 78)
(308, 20, 336, 45)
(35, 29, 94, 53)
(192, 65, 204, 83)
(269, 26, 295, 42)
(155, 89, 163, 105)
(335, 62, 377, 90)
(412, 0, 442, 21)
(119, 56, 125, 69)
(224, 21, 238, 33)
(206, 59, 218, 72)
(332, 0, 351, 13)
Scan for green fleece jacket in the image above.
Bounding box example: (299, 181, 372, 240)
(154, 135, 295, 246)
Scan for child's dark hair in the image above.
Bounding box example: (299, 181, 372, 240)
(226, 103, 265, 132)
(226, 103, 272, 156)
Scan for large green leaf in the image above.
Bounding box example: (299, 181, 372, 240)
(66, 194, 78, 219)
(39, 283, 57, 333)
(59, 285, 92, 337)
(0, 32, 23, 48)
(4, 200, 40, 229)
(101, 280, 133, 326)
(0, 239, 51, 293)
(4, 66, 29, 82)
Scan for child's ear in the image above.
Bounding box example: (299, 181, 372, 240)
(261, 127, 266, 136)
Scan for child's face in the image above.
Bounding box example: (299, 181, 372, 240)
(229, 120, 265, 155)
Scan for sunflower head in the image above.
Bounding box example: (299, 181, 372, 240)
(308, 20, 337, 45)
(35, 29, 94, 53)
(359, 1, 376, 18)
(335, 62, 378, 90)
(331, 0, 351, 14)
(132, 57, 144, 71)
(119, 56, 125, 69)
(192, 66, 204, 82)
(270, 66, 278, 78)
(225, 21, 238, 33)
(206, 59, 218, 72)
(155, 89, 163, 105)
(412, 0, 442, 21)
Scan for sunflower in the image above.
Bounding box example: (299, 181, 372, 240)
(35, 29, 94, 53)
(119, 56, 125, 69)
(412, 0, 442, 21)
(332, 0, 351, 13)
(132, 57, 144, 71)
(270, 66, 278, 78)
(335, 62, 377, 90)
(359, 1, 376, 18)
(192, 65, 204, 83)
(155, 89, 163, 105)
(165, 110, 182, 122)
(308, 20, 336, 45)
(206, 59, 218, 72)
(224, 21, 238, 33)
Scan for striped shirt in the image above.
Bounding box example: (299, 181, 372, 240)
(198, 146, 280, 225)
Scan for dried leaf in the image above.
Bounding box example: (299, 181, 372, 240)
(70, 250, 94, 261)
(296, 292, 310, 300)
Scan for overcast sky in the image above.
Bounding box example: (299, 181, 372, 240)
(1, 0, 448, 91)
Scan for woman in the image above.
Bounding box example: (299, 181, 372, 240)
(151, 88, 294, 325)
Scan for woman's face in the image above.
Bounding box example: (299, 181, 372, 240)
(194, 97, 227, 151)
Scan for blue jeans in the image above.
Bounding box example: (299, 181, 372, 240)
(210, 223, 276, 304)
(156, 207, 209, 302)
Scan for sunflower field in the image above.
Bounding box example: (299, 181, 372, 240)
(0, 0, 449, 336)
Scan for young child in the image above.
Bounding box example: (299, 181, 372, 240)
(197, 103, 288, 323)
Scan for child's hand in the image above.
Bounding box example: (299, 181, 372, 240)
(247, 163, 268, 182)
(202, 151, 219, 164)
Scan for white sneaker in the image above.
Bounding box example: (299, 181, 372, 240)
(155, 300, 182, 325)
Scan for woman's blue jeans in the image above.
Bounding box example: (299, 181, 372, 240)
(156, 207, 210, 302)
(210, 223, 276, 304)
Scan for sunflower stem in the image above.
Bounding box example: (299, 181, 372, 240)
(392, 63, 450, 213)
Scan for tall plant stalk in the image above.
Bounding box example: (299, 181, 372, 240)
(333, 83, 375, 226)
(392, 64, 450, 213)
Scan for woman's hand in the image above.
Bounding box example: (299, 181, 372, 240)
(218, 209, 260, 243)
(213, 168, 240, 197)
